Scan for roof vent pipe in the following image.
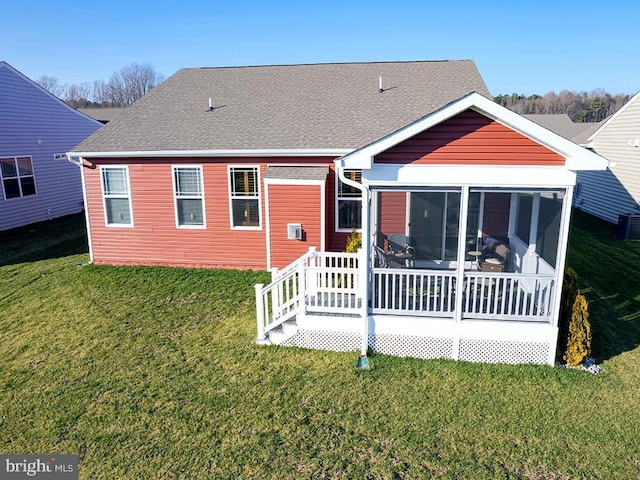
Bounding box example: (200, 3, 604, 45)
(379, 76, 383, 93)
(208, 98, 214, 111)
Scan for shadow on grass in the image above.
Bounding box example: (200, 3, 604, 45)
(2, 208, 639, 363)
(566, 209, 640, 362)
(0, 213, 88, 267)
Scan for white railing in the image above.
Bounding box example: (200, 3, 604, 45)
(255, 249, 317, 341)
(255, 249, 361, 340)
(372, 268, 457, 316)
(306, 252, 360, 314)
(256, 250, 556, 341)
(462, 272, 554, 321)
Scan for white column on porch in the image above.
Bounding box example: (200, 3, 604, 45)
(452, 185, 470, 360)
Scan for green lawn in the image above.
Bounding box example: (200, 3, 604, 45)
(1, 212, 639, 479)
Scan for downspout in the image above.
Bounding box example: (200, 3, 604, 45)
(335, 159, 370, 368)
(68, 155, 94, 264)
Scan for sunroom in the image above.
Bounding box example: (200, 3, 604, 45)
(255, 93, 608, 365)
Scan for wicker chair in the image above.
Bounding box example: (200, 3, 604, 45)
(480, 241, 510, 272)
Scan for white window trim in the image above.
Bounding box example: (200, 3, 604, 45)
(335, 169, 362, 233)
(100, 165, 134, 228)
(228, 165, 262, 230)
(172, 165, 206, 229)
(0, 155, 37, 200)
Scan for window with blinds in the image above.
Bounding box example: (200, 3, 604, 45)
(173, 166, 205, 227)
(101, 166, 132, 226)
(229, 167, 260, 228)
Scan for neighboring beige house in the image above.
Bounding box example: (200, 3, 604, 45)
(572, 91, 640, 233)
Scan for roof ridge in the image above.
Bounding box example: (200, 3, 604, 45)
(190, 59, 473, 71)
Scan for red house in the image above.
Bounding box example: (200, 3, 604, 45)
(70, 61, 609, 365)
(70, 61, 490, 269)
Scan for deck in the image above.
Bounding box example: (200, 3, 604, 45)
(255, 249, 558, 365)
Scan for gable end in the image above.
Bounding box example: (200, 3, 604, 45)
(374, 109, 565, 166)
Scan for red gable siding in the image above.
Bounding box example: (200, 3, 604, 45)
(268, 184, 322, 269)
(374, 109, 564, 166)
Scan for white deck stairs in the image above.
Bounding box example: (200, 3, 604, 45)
(263, 318, 298, 345)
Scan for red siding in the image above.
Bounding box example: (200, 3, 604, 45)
(482, 193, 511, 241)
(84, 156, 343, 270)
(268, 184, 322, 269)
(376, 191, 406, 246)
(375, 109, 565, 166)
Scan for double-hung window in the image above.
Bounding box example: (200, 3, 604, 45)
(101, 166, 132, 226)
(1, 156, 36, 199)
(336, 169, 362, 231)
(229, 166, 260, 228)
(173, 166, 205, 227)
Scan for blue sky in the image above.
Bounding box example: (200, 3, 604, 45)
(3, 0, 639, 96)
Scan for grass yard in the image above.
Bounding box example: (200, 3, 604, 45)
(1, 211, 640, 479)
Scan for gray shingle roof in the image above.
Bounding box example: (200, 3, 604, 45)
(78, 107, 127, 123)
(263, 166, 328, 181)
(523, 114, 602, 144)
(73, 60, 490, 153)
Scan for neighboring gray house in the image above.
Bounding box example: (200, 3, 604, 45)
(77, 107, 126, 124)
(570, 91, 640, 228)
(523, 114, 601, 146)
(0, 61, 102, 231)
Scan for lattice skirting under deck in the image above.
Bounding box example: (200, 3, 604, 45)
(281, 330, 551, 365)
(458, 339, 549, 364)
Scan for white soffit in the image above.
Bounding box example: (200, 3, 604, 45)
(363, 164, 576, 188)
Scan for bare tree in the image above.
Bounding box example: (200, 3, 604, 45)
(107, 63, 164, 107)
(66, 82, 93, 108)
(35, 75, 67, 98)
(92, 80, 110, 106)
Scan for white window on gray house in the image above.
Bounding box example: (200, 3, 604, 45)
(229, 166, 260, 228)
(101, 166, 132, 226)
(173, 166, 205, 227)
(0, 156, 36, 199)
(337, 170, 362, 231)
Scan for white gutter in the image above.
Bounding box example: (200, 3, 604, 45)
(70, 148, 354, 159)
(335, 159, 370, 360)
(67, 155, 94, 264)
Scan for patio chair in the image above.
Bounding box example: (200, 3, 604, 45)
(386, 233, 415, 267)
(373, 245, 405, 269)
(480, 241, 510, 272)
(373, 245, 389, 268)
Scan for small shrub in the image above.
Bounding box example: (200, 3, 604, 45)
(345, 229, 362, 253)
(563, 292, 592, 367)
(557, 267, 579, 358)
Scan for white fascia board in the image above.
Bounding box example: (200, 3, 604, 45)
(587, 89, 640, 142)
(69, 148, 353, 158)
(341, 92, 609, 171)
(363, 164, 576, 188)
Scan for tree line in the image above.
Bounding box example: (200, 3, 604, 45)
(37, 62, 164, 109)
(494, 89, 630, 123)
